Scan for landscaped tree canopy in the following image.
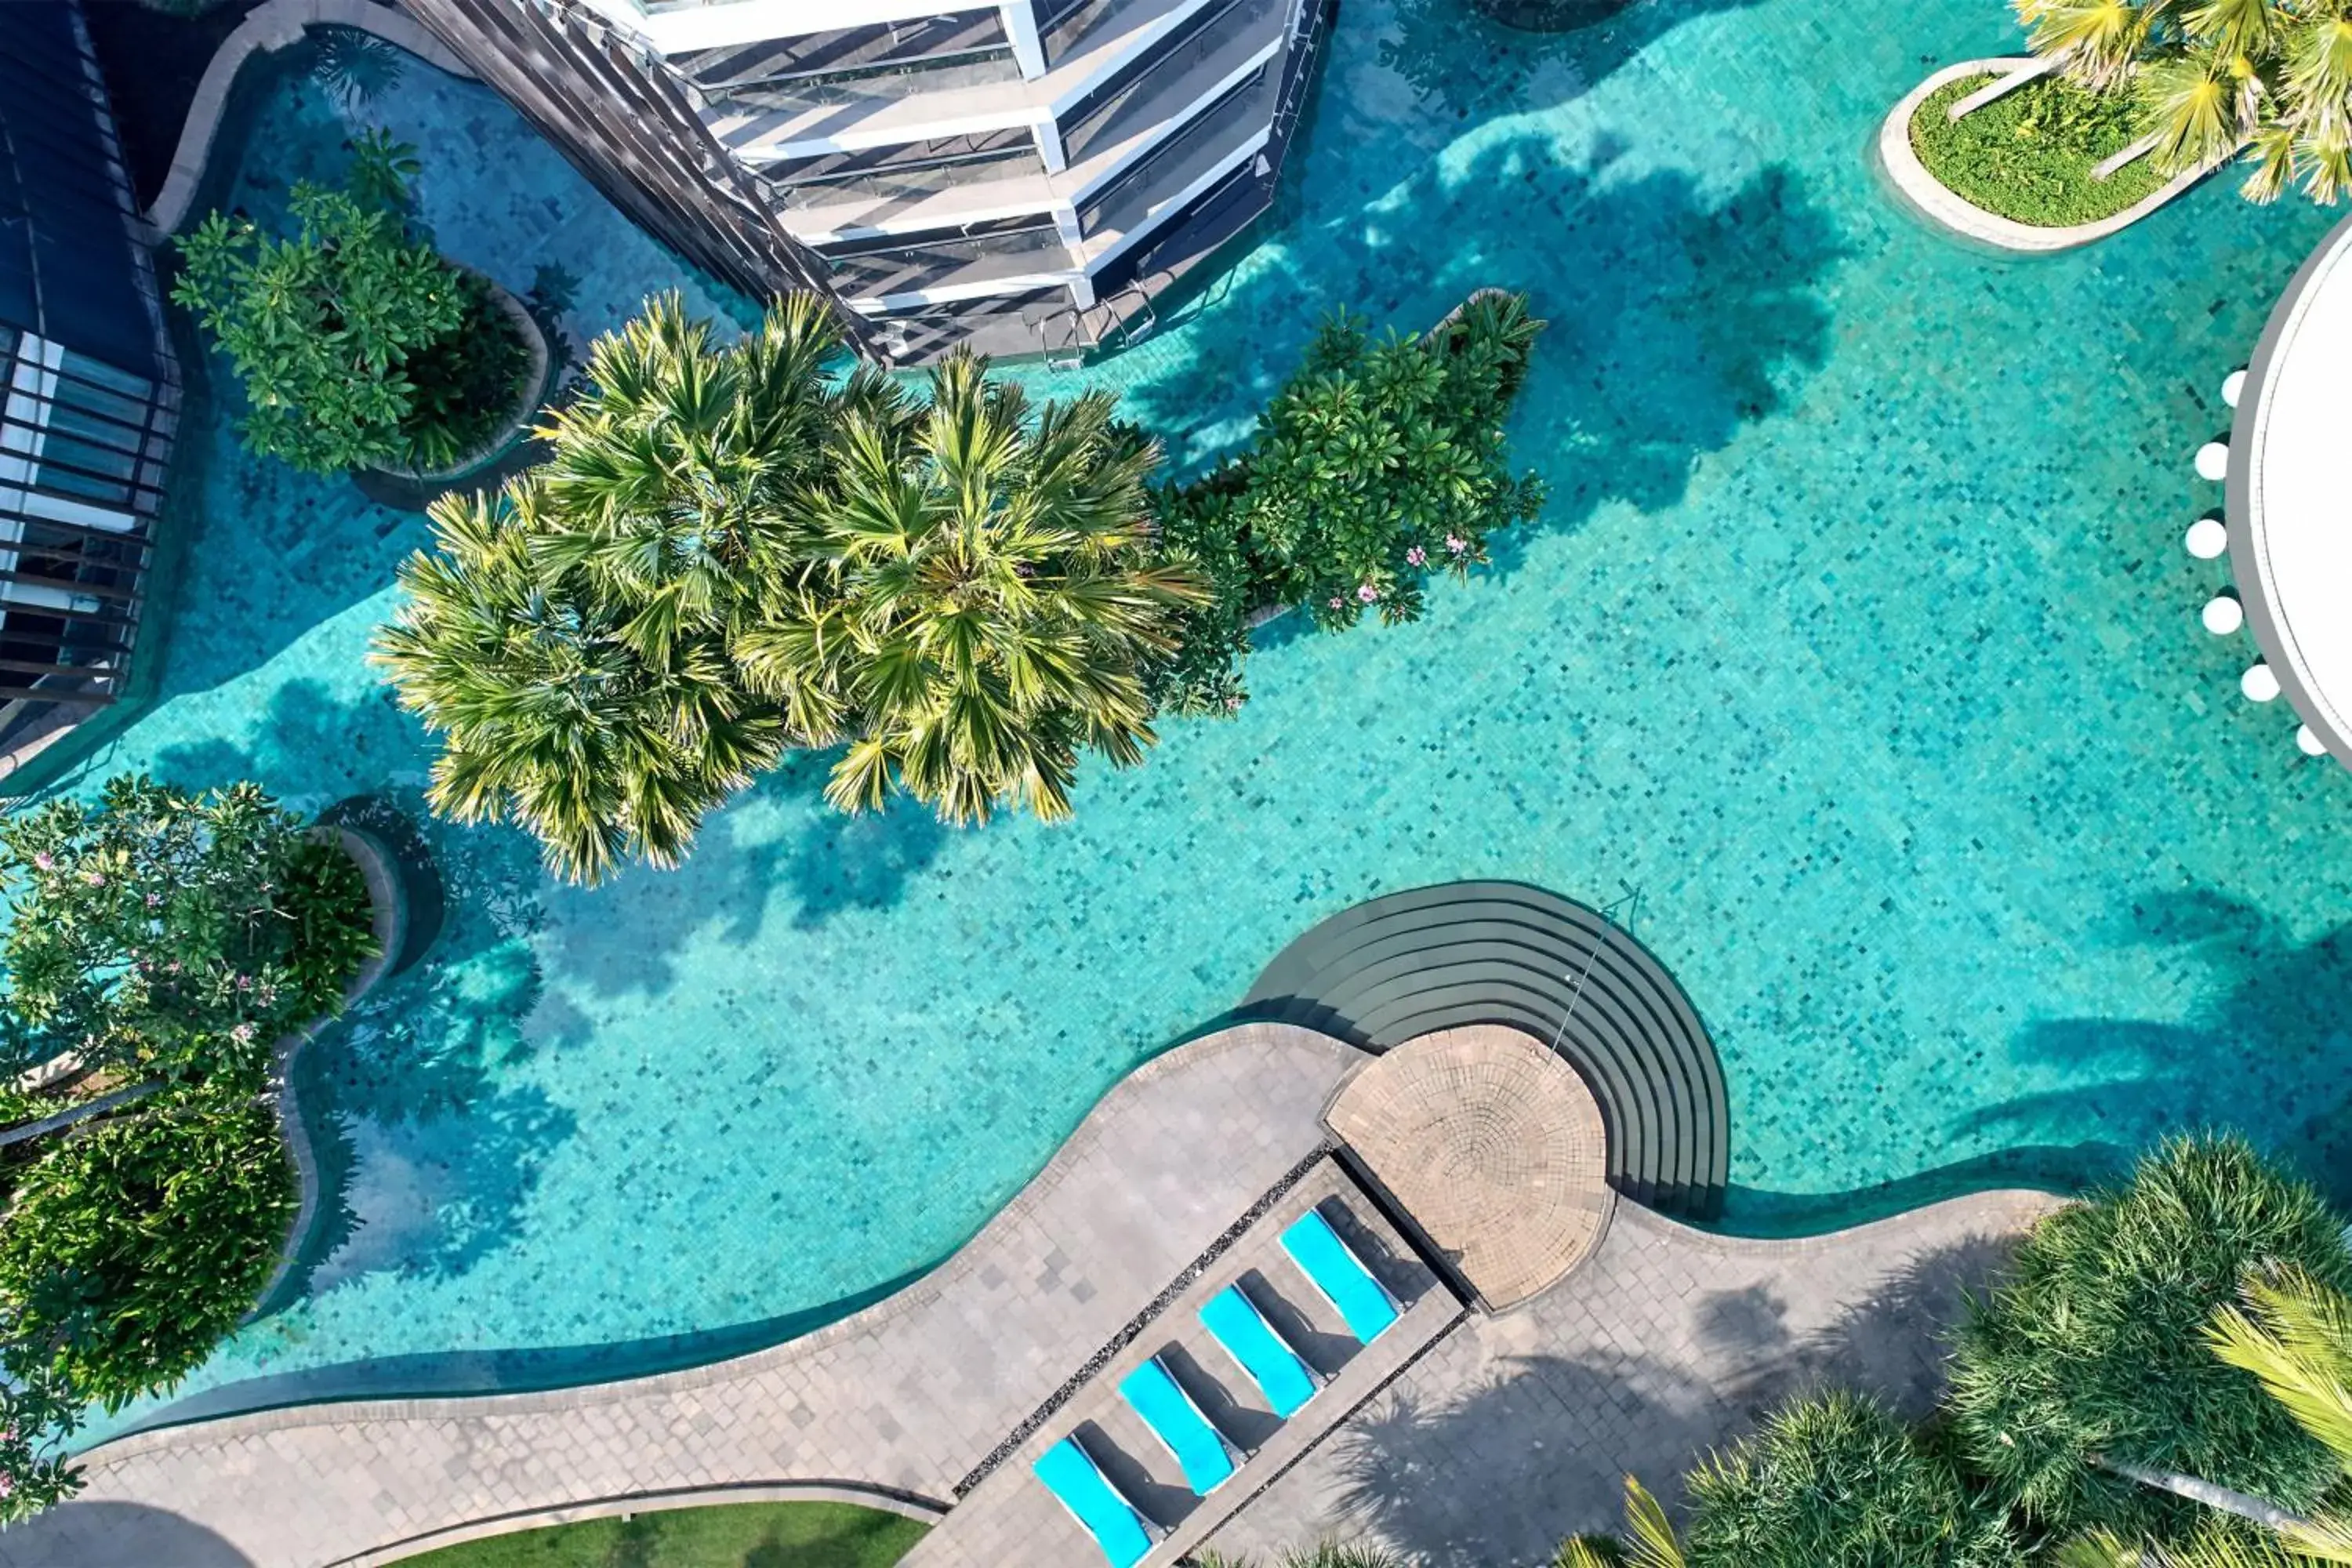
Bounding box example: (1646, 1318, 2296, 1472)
(0, 1088, 295, 1409)
(1149, 291, 1546, 716)
(734, 354, 1203, 825)
(0, 774, 378, 1521)
(379, 293, 1202, 881)
(172, 132, 529, 474)
(0, 775, 376, 1087)
(379, 289, 1544, 877)
(1682, 1389, 2019, 1568)
(2016, 0, 2352, 202)
(1947, 1134, 2352, 1535)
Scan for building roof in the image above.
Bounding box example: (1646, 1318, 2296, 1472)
(2231, 212, 2352, 769)
(0, 1, 162, 378)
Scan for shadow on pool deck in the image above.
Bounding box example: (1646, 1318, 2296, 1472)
(1318, 1232, 2016, 1566)
(10, 1503, 255, 1568)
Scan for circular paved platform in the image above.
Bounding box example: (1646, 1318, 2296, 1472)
(1323, 1024, 1613, 1310)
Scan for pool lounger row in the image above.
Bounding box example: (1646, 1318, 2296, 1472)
(1279, 1207, 1402, 1343)
(1040, 1205, 1402, 1562)
(1034, 1433, 1157, 1568)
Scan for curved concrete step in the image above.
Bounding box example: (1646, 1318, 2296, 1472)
(1241, 881, 1729, 1218)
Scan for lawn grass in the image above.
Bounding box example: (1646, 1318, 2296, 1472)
(392, 1501, 927, 1568)
(1909, 72, 2170, 227)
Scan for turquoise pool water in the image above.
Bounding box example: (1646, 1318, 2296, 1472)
(45, 0, 2352, 1433)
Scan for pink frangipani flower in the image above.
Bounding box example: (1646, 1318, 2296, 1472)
(1445, 535, 1468, 555)
(1405, 546, 1427, 567)
(1356, 583, 1380, 604)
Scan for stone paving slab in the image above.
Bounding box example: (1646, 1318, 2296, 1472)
(1202, 1188, 2062, 1568)
(0, 1025, 1362, 1568)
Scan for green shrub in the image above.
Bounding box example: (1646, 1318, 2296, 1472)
(1149, 292, 1544, 714)
(1946, 1134, 2352, 1534)
(1683, 1390, 2018, 1568)
(172, 140, 528, 474)
(1909, 74, 2167, 228)
(0, 775, 379, 1089)
(277, 837, 378, 1016)
(0, 1090, 296, 1409)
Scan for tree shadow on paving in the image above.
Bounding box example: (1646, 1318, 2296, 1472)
(1120, 140, 1844, 573)
(1323, 1236, 2025, 1565)
(0, 1501, 256, 1568)
(1798, 1233, 2025, 1417)
(1954, 887, 2352, 1208)
(1374, 0, 1768, 121)
(1330, 1360, 1730, 1567)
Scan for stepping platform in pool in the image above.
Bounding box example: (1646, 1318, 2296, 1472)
(1241, 880, 1730, 1220)
(1323, 1022, 1615, 1311)
(916, 1162, 1465, 1568)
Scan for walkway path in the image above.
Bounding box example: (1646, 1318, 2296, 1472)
(0, 1024, 1363, 1568)
(1202, 1189, 2060, 1566)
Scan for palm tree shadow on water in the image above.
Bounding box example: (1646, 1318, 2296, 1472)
(1951, 888, 2352, 1203)
(1120, 130, 1846, 571)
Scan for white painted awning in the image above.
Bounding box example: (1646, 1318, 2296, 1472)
(2231, 213, 2352, 768)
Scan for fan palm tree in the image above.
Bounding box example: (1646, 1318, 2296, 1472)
(2055, 1267, 2352, 1567)
(736, 351, 1204, 826)
(376, 292, 862, 883)
(2018, 0, 2352, 202)
(375, 480, 787, 884)
(1554, 1475, 1687, 1568)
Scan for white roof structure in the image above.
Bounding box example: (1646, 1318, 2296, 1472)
(2231, 215, 2352, 769)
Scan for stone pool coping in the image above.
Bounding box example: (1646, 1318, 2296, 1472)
(249, 824, 406, 1322)
(147, 0, 474, 237)
(1878, 57, 2223, 252)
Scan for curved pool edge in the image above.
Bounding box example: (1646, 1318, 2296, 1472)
(84, 1020, 1371, 1454)
(246, 825, 406, 1327)
(332, 1481, 946, 1568)
(146, 0, 474, 236)
(1877, 57, 2221, 252)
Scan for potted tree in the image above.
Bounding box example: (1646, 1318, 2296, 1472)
(172, 130, 546, 480)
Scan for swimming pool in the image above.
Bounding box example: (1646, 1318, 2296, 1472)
(47, 0, 2352, 1435)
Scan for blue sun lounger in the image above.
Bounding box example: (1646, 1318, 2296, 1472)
(1280, 1207, 1401, 1343)
(1034, 1434, 1154, 1568)
(1120, 1353, 1240, 1494)
(1198, 1283, 1318, 1418)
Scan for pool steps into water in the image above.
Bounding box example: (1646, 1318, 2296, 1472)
(1242, 880, 1730, 1219)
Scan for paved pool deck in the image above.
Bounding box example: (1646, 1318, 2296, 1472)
(1202, 1188, 2061, 1566)
(0, 1024, 1364, 1568)
(0, 1021, 2060, 1568)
